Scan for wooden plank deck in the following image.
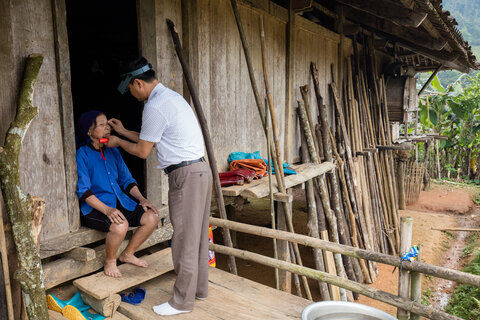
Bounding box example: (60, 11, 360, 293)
(221, 162, 335, 199)
(117, 268, 311, 319)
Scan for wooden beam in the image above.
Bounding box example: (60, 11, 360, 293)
(343, 7, 447, 51)
(43, 224, 173, 289)
(62, 247, 96, 262)
(40, 206, 169, 259)
(337, 0, 427, 27)
(418, 64, 443, 95)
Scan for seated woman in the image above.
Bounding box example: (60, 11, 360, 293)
(76, 110, 159, 278)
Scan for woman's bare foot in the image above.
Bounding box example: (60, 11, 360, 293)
(119, 252, 148, 268)
(104, 259, 122, 277)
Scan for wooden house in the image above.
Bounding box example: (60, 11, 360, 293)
(0, 0, 476, 319)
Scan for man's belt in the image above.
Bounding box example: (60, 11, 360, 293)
(164, 157, 205, 174)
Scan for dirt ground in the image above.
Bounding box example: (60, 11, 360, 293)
(214, 182, 479, 317)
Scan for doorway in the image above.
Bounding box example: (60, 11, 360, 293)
(66, 0, 145, 191)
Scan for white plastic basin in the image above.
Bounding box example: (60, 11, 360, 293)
(302, 301, 398, 320)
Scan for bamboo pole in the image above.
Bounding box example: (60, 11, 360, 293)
(266, 100, 279, 290)
(259, 15, 312, 300)
(210, 217, 480, 287)
(0, 196, 14, 320)
(431, 228, 480, 232)
(0, 54, 49, 320)
(397, 216, 413, 320)
(289, 242, 303, 297)
(297, 99, 347, 301)
(166, 19, 237, 275)
(299, 106, 331, 301)
(329, 131, 372, 284)
(211, 243, 462, 320)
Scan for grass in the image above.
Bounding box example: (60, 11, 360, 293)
(445, 232, 480, 319)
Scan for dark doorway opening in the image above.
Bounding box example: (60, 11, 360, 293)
(66, 0, 145, 191)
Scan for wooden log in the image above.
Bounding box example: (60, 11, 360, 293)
(289, 242, 303, 297)
(166, 19, 237, 275)
(62, 247, 96, 262)
(43, 224, 173, 289)
(397, 216, 413, 320)
(48, 310, 68, 320)
(210, 217, 480, 287)
(0, 54, 48, 319)
(80, 293, 121, 317)
(211, 244, 462, 320)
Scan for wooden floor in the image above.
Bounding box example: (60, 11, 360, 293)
(117, 268, 311, 319)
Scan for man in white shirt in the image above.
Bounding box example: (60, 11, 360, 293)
(107, 56, 212, 316)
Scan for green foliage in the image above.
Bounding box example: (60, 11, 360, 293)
(445, 249, 480, 319)
(418, 72, 480, 180)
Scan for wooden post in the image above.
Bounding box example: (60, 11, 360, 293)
(411, 248, 422, 320)
(397, 216, 413, 320)
(166, 19, 237, 275)
(0, 54, 49, 320)
(423, 140, 431, 190)
(284, 0, 295, 164)
(397, 151, 408, 210)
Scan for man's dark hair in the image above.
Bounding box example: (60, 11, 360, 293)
(125, 56, 156, 83)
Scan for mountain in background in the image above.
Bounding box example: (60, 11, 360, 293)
(417, 0, 479, 87)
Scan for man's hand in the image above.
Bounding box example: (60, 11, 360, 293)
(104, 207, 126, 224)
(139, 198, 159, 216)
(108, 118, 126, 135)
(105, 135, 121, 148)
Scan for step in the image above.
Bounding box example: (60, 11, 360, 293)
(73, 248, 173, 300)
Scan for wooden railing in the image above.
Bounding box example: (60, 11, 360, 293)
(210, 217, 477, 320)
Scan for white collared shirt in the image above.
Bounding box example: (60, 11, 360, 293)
(140, 83, 205, 169)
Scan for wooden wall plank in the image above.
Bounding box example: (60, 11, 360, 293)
(11, 0, 69, 241)
(52, 0, 80, 233)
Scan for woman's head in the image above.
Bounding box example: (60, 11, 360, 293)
(77, 110, 111, 147)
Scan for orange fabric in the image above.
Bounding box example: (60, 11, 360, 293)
(208, 225, 216, 268)
(229, 159, 267, 178)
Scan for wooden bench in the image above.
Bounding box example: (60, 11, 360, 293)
(221, 162, 335, 199)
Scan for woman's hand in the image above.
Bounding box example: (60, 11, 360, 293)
(108, 118, 126, 135)
(104, 207, 126, 224)
(139, 198, 159, 216)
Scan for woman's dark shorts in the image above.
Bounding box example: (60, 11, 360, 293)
(81, 202, 145, 232)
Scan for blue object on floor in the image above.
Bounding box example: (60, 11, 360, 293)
(120, 287, 146, 305)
